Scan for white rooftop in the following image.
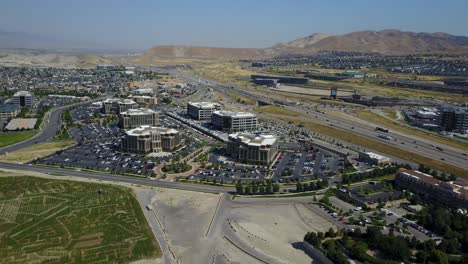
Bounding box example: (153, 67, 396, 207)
(126, 126, 178, 136)
(13, 91, 32, 97)
(229, 133, 277, 146)
(213, 110, 256, 118)
(103, 98, 136, 105)
(365, 152, 389, 161)
(121, 108, 157, 115)
(188, 102, 220, 109)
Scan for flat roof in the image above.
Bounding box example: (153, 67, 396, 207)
(0, 104, 19, 112)
(229, 133, 277, 146)
(120, 108, 157, 115)
(126, 126, 178, 136)
(213, 110, 256, 118)
(5, 118, 37, 130)
(364, 152, 389, 161)
(103, 98, 136, 105)
(188, 102, 220, 109)
(13, 91, 32, 97)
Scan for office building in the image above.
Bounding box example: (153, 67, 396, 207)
(187, 102, 221, 120)
(211, 111, 257, 132)
(395, 168, 468, 209)
(439, 107, 468, 133)
(119, 108, 159, 129)
(129, 95, 158, 106)
(227, 133, 278, 165)
(12, 91, 34, 108)
(102, 98, 138, 115)
(0, 104, 20, 119)
(121, 126, 181, 154)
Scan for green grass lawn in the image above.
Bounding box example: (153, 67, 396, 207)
(0, 176, 160, 263)
(0, 131, 37, 148)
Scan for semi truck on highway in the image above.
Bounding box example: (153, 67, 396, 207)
(378, 134, 392, 140)
(375, 127, 389, 133)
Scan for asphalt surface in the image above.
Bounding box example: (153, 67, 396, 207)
(0, 101, 90, 155)
(164, 69, 468, 172)
(0, 162, 234, 193)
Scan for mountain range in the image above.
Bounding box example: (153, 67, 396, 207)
(143, 30, 468, 60)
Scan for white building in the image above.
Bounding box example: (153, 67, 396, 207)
(102, 98, 138, 115)
(187, 102, 221, 120)
(119, 108, 159, 129)
(12, 91, 34, 108)
(121, 126, 181, 154)
(211, 110, 257, 132)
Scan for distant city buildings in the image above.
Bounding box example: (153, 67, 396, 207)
(395, 168, 468, 209)
(187, 102, 221, 120)
(12, 91, 34, 108)
(102, 98, 138, 115)
(211, 110, 257, 132)
(121, 126, 181, 154)
(118, 108, 159, 129)
(0, 104, 20, 119)
(227, 133, 278, 165)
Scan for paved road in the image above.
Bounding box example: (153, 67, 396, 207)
(164, 69, 468, 172)
(0, 162, 234, 193)
(0, 101, 90, 155)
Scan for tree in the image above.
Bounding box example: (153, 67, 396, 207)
(272, 183, 280, 193)
(296, 182, 303, 192)
(235, 182, 243, 194)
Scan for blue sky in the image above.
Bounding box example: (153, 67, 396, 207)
(1, 0, 467, 50)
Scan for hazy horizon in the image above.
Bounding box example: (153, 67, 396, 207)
(1, 0, 468, 51)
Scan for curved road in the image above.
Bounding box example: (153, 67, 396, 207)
(0, 101, 90, 155)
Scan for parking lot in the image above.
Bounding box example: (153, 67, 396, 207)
(191, 165, 268, 183)
(271, 149, 343, 181)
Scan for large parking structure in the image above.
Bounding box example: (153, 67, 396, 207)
(0, 176, 159, 264)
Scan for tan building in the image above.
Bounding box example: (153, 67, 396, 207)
(102, 98, 138, 115)
(129, 95, 158, 106)
(121, 126, 181, 154)
(395, 168, 468, 209)
(227, 133, 278, 165)
(0, 104, 20, 119)
(119, 108, 159, 129)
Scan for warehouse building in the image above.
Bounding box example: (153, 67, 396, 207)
(227, 133, 278, 165)
(187, 102, 221, 120)
(119, 108, 159, 129)
(121, 126, 181, 154)
(358, 152, 391, 165)
(0, 104, 20, 119)
(211, 110, 257, 132)
(12, 91, 34, 108)
(102, 98, 138, 115)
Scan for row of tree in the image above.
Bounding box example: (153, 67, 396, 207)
(418, 164, 458, 181)
(295, 179, 328, 192)
(235, 180, 280, 195)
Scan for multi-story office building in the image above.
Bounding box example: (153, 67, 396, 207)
(12, 91, 34, 108)
(0, 104, 20, 119)
(227, 133, 278, 165)
(395, 168, 468, 209)
(211, 110, 257, 132)
(102, 98, 138, 115)
(187, 102, 221, 120)
(119, 108, 159, 129)
(439, 107, 468, 133)
(121, 126, 181, 154)
(129, 95, 158, 106)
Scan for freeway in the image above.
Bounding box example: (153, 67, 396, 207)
(0, 101, 91, 155)
(165, 69, 468, 172)
(0, 162, 234, 193)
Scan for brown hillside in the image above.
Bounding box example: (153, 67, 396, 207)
(143, 45, 266, 60)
